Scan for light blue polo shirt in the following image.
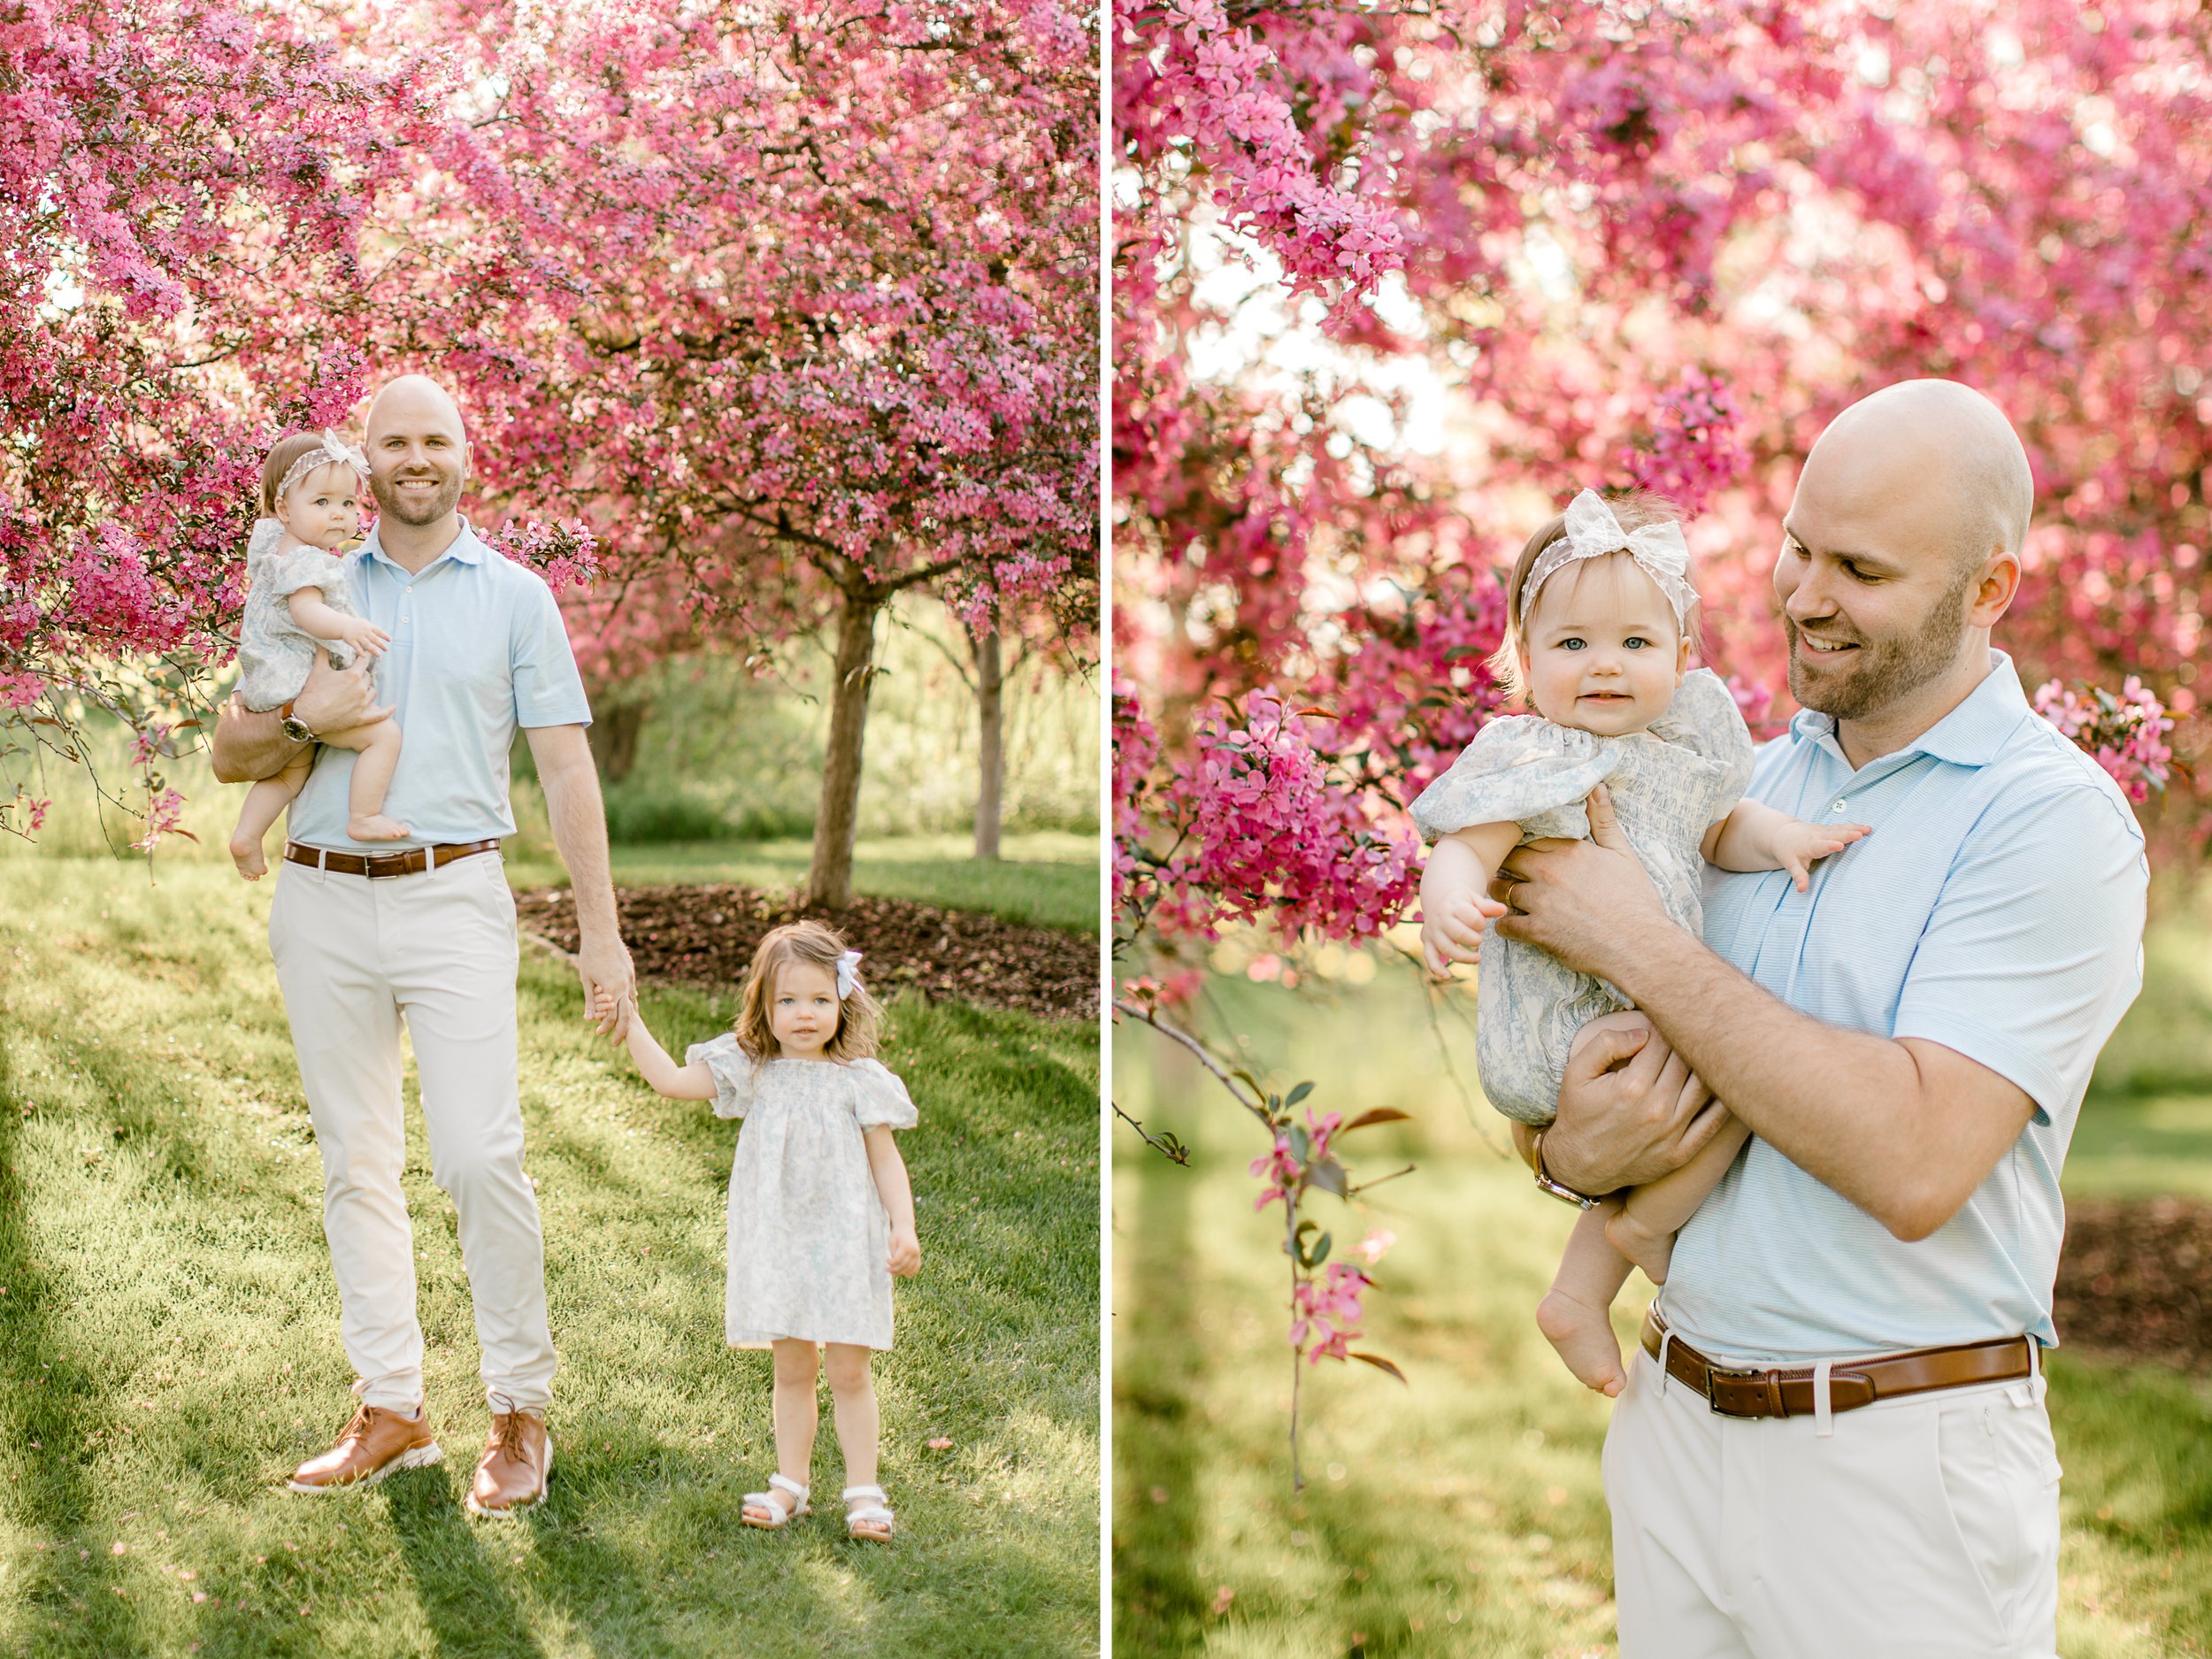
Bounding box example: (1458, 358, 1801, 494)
(288, 516, 592, 852)
(1658, 651, 2147, 1362)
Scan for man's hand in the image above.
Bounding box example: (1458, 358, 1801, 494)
(1540, 1018, 1727, 1194)
(292, 652, 390, 737)
(578, 933, 636, 1041)
(1495, 783, 1672, 979)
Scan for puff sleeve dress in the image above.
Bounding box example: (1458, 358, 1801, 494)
(235, 518, 360, 711)
(686, 1035, 918, 1349)
(1409, 669, 1756, 1125)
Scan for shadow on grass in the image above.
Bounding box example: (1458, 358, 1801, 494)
(381, 1472, 550, 1659)
(1110, 1147, 1206, 1655)
(0, 1010, 154, 1656)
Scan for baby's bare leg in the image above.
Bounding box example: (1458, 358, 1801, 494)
(1608, 1110, 1752, 1286)
(1535, 1199, 1636, 1396)
(316, 718, 410, 841)
(230, 751, 316, 879)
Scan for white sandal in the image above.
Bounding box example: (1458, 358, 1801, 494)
(741, 1473, 810, 1529)
(842, 1484, 895, 1541)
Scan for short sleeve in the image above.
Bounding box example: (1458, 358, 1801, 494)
(1890, 784, 2147, 1125)
(1653, 668, 1757, 822)
(686, 1033, 756, 1120)
(245, 518, 284, 576)
(511, 577, 593, 728)
(266, 545, 349, 602)
(847, 1059, 918, 1131)
(1408, 716, 1609, 843)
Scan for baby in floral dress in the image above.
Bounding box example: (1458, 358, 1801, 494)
(1415, 489, 1869, 1396)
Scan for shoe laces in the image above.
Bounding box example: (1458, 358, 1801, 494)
(488, 1394, 531, 1462)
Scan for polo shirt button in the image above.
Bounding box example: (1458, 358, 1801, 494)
(1831, 799, 1847, 813)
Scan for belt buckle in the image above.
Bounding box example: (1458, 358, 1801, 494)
(363, 849, 412, 879)
(1703, 1363, 1765, 1417)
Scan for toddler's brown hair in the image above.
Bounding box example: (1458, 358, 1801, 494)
(733, 919, 884, 1065)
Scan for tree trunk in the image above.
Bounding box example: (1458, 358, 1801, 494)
(972, 626, 1004, 861)
(806, 588, 881, 910)
(588, 695, 649, 783)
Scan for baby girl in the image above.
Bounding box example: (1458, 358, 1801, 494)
(229, 431, 408, 878)
(1414, 489, 1868, 1395)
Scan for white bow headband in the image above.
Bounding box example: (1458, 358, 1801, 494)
(274, 430, 371, 505)
(1519, 489, 1701, 626)
(834, 950, 864, 1000)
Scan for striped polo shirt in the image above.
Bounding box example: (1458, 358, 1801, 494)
(1657, 651, 2147, 1362)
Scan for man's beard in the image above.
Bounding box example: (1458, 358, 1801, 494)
(372, 468, 463, 527)
(1786, 564, 1976, 722)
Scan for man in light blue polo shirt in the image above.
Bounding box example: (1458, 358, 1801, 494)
(213, 376, 636, 1518)
(1497, 380, 2147, 1658)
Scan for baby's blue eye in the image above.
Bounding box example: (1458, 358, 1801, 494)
(1624, 637, 1650, 649)
(1560, 638, 1585, 651)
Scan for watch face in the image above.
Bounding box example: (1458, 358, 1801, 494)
(281, 718, 314, 743)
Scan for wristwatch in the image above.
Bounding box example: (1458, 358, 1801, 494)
(278, 697, 316, 745)
(1531, 1129, 1599, 1210)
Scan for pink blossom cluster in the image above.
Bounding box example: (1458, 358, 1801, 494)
(1288, 1263, 1375, 1365)
(2032, 678, 2176, 804)
(1622, 370, 1751, 518)
(1248, 1108, 1340, 1212)
(487, 519, 601, 595)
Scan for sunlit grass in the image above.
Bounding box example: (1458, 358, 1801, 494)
(0, 859, 1099, 1659)
(1112, 954, 2212, 1658)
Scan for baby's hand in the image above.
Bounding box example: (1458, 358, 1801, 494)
(1420, 889, 1509, 978)
(1775, 818, 1870, 893)
(887, 1226, 922, 1278)
(334, 618, 391, 658)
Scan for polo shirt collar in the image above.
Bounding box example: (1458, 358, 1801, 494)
(1786, 649, 2031, 771)
(357, 513, 487, 571)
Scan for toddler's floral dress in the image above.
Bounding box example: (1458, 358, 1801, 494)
(1409, 668, 1755, 1124)
(235, 518, 362, 713)
(686, 1037, 918, 1349)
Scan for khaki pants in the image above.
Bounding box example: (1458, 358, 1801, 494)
(268, 851, 556, 1413)
(1603, 1344, 2062, 1658)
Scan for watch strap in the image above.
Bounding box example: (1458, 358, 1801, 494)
(1532, 1129, 1599, 1209)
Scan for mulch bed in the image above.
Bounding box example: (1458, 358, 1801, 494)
(2053, 1196, 2212, 1367)
(515, 883, 1097, 1023)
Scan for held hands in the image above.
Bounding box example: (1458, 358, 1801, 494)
(578, 934, 637, 1041)
(1772, 818, 1871, 893)
(887, 1226, 922, 1278)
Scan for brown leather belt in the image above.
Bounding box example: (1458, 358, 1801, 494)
(1641, 1309, 2033, 1419)
(284, 839, 503, 879)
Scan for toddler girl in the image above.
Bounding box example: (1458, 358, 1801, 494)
(608, 920, 921, 1540)
(229, 430, 409, 879)
(1413, 489, 1868, 1396)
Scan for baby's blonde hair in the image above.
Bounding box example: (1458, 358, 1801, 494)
(1485, 488, 1702, 708)
(733, 919, 884, 1065)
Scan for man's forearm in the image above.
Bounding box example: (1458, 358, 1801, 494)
(210, 702, 306, 785)
(1609, 922, 1986, 1235)
(541, 757, 618, 939)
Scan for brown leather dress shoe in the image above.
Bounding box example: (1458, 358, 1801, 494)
(465, 1403, 551, 1517)
(287, 1402, 441, 1494)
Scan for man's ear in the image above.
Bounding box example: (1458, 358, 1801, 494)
(1970, 548, 2022, 627)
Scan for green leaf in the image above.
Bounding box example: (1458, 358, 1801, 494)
(1286, 1080, 1316, 1107)
(1305, 1156, 1348, 1198)
(1286, 1125, 1311, 1164)
(1304, 1231, 1333, 1269)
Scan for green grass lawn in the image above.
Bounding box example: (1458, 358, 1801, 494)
(1112, 939, 2212, 1659)
(501, 832, 1100, 935)
(0, 859, 1100, 1659)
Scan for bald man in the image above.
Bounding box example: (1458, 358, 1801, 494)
(1494, 381, 2145, 1657)
(213, 375, 635, 1517)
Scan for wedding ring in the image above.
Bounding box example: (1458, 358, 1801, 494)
(1502, 878, 1524, 910)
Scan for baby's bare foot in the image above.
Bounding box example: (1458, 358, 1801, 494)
(1536, 1287, 1625, 1397)
(349, 814, 411, 841)
(1606, 1207, 1675, 1286)
(230, 831, 268, 880)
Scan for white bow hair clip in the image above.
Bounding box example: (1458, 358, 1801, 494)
(834, 949, 864, 999)
(1518, 488, 1701, 625)
(274, 429, 373, 503)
